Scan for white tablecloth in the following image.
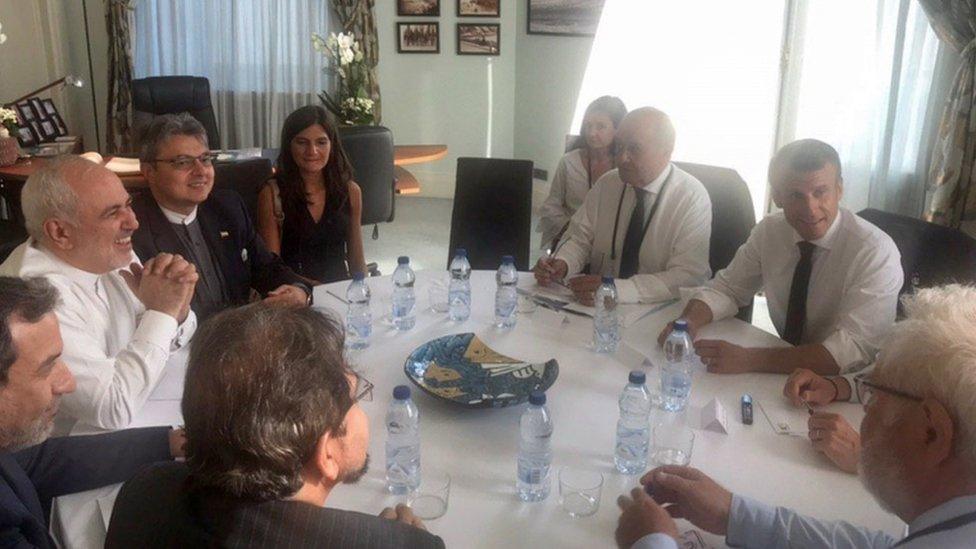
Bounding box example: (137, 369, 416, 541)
(51, 270, 904, 548)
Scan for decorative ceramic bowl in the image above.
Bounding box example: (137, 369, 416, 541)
(403, 332, 558, 408)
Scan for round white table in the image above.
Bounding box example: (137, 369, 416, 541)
(52, 270, 904, 548)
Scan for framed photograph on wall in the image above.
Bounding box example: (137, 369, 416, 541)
(38, 119, 58, 142)
(527, 0, 606, 36)
(50, 112, 68, 136)
(41, 99, 58, 117)
(397, 22, 440, 53)
(457, 0, 499, 17)
(15, 102, 36, 123)
(16, 125, 38, 148)
(398, 0, 439, 16)
(457, 23, 499, 55)
(27, 98, 46, 121)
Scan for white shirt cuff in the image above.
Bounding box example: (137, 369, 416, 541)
(175, 311, 197, 348)
(616, 278, 640, 304)
(630, 533, 679, 549)
(133, 310, 180, 351)
(691, 287, 737, 321)
(821, 331, 872, 373)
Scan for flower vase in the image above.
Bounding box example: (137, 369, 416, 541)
(0, 136, 19, 167)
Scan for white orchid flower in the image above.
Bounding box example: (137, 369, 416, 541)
(326, 33, 339, 51)
(337, 33, 354, 50)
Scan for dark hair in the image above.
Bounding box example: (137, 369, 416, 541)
(182, 303, 354, 500)
(0, 277, 59, 385)
(138, 113, 209, 163)
(768, 138, 843, 185)
(275, 105, 353, 214)
(570, 95, 628, 152)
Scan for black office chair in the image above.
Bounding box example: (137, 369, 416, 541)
(858, 208, 976, 315)
(212, 158, 273, 223)
(674, 161, 756, 322)
(0, 219, 27, 264)
(131, 76, 221, 150)
(337, 125, 395, 240)
(449, 158, 534, 271)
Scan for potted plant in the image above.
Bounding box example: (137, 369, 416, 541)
(0, 107, 21, 167)
(313, 32, 375, 126)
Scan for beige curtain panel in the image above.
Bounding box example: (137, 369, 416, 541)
(106, 0, 135, 154)
(919, 0, 976, 230)
(331, 0, 382, 123)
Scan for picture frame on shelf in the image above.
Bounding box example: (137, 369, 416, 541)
(27, 98, 46, 121)
(50, 112, 68, 136)
(398, 0, 439, 16)
(38, 119, 58, 142)
(15, 102, 36, 123)
(40, 98, 58, 117)
(457, 0, 499, 17)
(15, 125, 38, 148)
(397, 22, 440, 54)
(457, 23, 500, 55)
(527, 0, 606, 36)
(27, 121, 45, 143)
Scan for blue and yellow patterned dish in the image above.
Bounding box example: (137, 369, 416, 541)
(403, 333, 559, 408)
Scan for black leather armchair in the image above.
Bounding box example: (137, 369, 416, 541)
(213, 158, 274, 222)
(337, 125, 395, 240)
(132, 76, 221, 150)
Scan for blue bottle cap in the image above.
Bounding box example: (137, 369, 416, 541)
(528, 390, 546, 406)
(393, 385, 411, 400)
(601, 276, 615, 284)
(628, 370, 646, 385)
(673, 319, 688, 332)
(501, 255, 514, 264)
(455, 248, 467, 258)
(351, 272, 366, 281)
(397, 256, 410, 265)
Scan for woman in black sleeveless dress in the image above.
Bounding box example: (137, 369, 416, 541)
(257, 106, 367, 283)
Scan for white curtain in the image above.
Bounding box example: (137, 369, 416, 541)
(575, 0, 945, 219)
(132, 0, 333, 149)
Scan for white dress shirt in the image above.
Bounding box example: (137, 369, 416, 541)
(537, 149, 590, 248)
(0, 239, 196, 434)
(159, 204, 198, 225)
(555, 164, 712, 304)
(632, 493, 976, 548)
(692, 208, 902, 372)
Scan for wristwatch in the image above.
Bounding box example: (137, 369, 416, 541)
(293, 282, 313, 306)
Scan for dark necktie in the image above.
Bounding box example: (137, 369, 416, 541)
(619, 189, 647, 279)
(782, 241, 816, 345)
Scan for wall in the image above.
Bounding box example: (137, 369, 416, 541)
(0, 2, 58, 120)
(374, 0, 518, 198)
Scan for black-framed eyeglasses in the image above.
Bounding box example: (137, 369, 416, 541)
(353, 374, 374, 402)
(854, 374, 923, 406)
(151, 152, 219, 171)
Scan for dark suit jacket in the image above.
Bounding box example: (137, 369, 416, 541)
(106, 462, 446, 549)
(131, 189, 304, 319)
(0, 427, 172, 548)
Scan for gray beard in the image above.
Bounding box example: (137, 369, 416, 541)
(0, 416, 54, 453)
(859, 428, 914, 518)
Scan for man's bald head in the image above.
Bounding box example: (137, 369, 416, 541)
(614, 107, 676, 187)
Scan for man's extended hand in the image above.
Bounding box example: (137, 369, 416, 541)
(264, 284, 309, 307)
(657, 299, 712, 346)
(120, 254, 198, 322)
(615, 486, 678, 548)
(809, 412, 860, 474)
(694, 340, 756, 374)
(533, 257, 568, 287)
(640, 466, 733, 536)
(783, 368, 842, 407)
(379, 503, 427, 531)
(568, 274, 602, 306)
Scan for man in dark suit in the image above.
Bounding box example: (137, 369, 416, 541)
(106, 304, 445, 548)
(0, 276, 183, 548)
(133, 113, 312, 319)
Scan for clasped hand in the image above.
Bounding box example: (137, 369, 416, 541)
(121, 253, 197, 323)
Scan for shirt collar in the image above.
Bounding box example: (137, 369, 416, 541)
(160, 205, 199, 225)
(908, 494, 976, 536)
(791, 208, 843, 251)
(639, 163, 673, 195)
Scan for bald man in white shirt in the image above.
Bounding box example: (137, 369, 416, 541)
(0, 156, 197, 434)
(659, 139, 902, 375)
(534, 107, 712, 305)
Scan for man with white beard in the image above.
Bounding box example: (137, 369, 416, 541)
(615, 284, 976, 548)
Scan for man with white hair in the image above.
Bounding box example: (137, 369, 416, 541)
(0, 156, 198, 434)
(617, 284, 976, 548)
(534, 107, 712, 305)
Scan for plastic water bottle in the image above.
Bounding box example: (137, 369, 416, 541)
(516, 390, 552, 502)
(448, 249, 472, 321)
(662, 320, 694, 411)
(494, 255, 518, 329)
(615, 370, 652, 474)
(345, 272, 371, 349)
(391, 256, 416, 330)
(592, 276, 620, 353)
(385, 385, 421, 494)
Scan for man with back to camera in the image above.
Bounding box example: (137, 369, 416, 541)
(617, 284, 976, 548)
(0, 276, 186, 548)
(534, 107, 712, 306)
(105, 303, 445, 548)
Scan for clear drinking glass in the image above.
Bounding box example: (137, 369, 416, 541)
(558, 467, 603, 518)
(650, 424, 695, 467)
(408, 471, 451, 520)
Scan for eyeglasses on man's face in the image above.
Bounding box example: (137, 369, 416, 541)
(854, 374, 923, 407)
(151, 152, 219, 171)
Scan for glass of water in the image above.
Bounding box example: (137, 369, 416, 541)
(650, 424, 695, 467)
(558, 467, 603, 518)
(408, 471, 451, 520)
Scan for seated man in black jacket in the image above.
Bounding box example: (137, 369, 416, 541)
(134, 113, 311, 319)
(106, 303, 444, 549)
(0, 276, 182, 548)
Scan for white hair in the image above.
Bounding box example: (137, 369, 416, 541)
(876, 284, 976, 469)
(20, 156, 99, 240)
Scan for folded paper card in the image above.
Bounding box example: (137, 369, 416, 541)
(700, 398, 729, 434)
